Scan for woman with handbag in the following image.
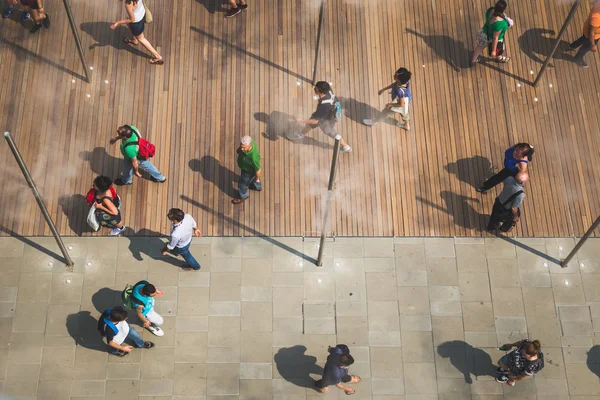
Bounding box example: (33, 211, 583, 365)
(110, 0, 163, 65)
(470, 0, 512, 66)
(88, 176, 126, 236)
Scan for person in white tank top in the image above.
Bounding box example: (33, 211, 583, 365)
(110, 0, 163, 65)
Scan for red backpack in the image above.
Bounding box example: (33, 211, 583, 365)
(86, 186, 117, 206)
(126, 129, 156, 160)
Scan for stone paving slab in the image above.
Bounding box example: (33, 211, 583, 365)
(0, 236, 599, 399)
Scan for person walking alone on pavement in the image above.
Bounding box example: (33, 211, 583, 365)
(232, 136, 262, 204)
(225, 0, 247, 18)
(162, 208, 202, 271)
(496, 339, 544, 386)
(295, 81, 352, 152)
(315, 344, 361, 395)
(487, 172, 528, 233)
(110, 124, 166, 186)
(564, 0, 600, 68)
(477, 143, 534, 193)
(363, 67, 413, 131)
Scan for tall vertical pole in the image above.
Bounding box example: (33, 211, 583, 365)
(63, 0, 91, 83)
(316, 135, 341, 266)
(533, 0, 582, 87)
(312, 0, 326, 85)
(3, 132, 74, 266)
(561, 215, 600, 267)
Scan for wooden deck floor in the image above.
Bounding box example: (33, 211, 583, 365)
(1, 0, 599, 237)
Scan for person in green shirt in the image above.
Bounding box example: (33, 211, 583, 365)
(470, 0, 512, 65)
(232, 136, 262, 204)
(109, 125, 166, 185)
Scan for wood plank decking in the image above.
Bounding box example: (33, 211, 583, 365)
(0, 0, 599, 237)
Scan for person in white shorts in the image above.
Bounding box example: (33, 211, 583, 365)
(363, 67, 412, 131)
(133, 282, 165, 336)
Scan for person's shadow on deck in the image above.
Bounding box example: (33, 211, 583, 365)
(417, 190, 487, 231)
(58, 194, 94, 236)
(254, 111, 331, 148)
(438, 341, 496, 384)
(80, 22, 150, 58)
(274, 345, 324, 390)
(445, 156, 494, 189)
(406, 28, 471, 71)
(588, 345, 600, 378)
(80, 147, 122, 179)
(194, 0, 225, 14)
(337, 97, 398, 127)
(126, 228, 183, 268)
(189, 156, 239, 198)
(518, 28, 571, 65)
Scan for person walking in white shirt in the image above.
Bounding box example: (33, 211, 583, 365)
(161, 208, 202, 271)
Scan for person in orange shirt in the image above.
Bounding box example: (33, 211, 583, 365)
(565, 0, 600, 68)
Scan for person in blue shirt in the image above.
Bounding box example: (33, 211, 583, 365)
(477, 143, 534, 193)
(315, 345, 361, 395)
(133, 282, 165, 337)
(364, 67, 412, 131)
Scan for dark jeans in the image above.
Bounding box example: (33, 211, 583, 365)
(238, 170, 262, 199)
(487, 198, 518, 232)
(481, 168, 515, 191)
(170, 241, 201, 270)
(570, 35, 600, 63)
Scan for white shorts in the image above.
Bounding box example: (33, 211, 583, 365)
(145, 308, 164, 326)
(390, 101, 410, 121)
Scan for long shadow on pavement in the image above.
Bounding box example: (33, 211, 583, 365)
(437, 341, 496, 384)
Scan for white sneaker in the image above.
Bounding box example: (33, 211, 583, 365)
(109, 226, 126, 236)
(147, 325, 165, 337)
(363, 119, 374, 126)
(341, 145, 352, 152)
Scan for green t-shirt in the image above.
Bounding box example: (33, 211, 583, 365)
(237, 140, 261, 173)
(483, 7, 509, 41)
(120, 125, 140, 160)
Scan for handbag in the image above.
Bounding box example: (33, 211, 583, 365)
(87, 204, 100, 232)
(488, 40, 505, 57)
(145, 6, 153, 23)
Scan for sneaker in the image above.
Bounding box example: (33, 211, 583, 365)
(397, 121, 410, 131)
(476, 186, 487, 194)
(114, 178, 132, 186)
(146, 325, 165, 337)
(341, 145, 352, 152)
(563, 45, 576, 53)
(363, 119, 374, 126)
(114, 350, 129, 358)
(30, 23, 42, 33)
(150, 176, 166, 183)
(109, 226, 126, 236)
(142, 341, 155, 349)
(576, 60, 589, 68)
(2, 6, 14, 19)
(495, 374, 509, 383)
(21, 12, 30, 22)
(238, 3, 248, 9)
(290, 132, 305, 141)
(42, 14, 50, 28)
(225, 7, 241, 18)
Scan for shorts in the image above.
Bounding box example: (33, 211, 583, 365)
(390, 101, 410, 122)
(96, 210, 122, 228)
(476, 29, 492, 47)
(20, 0, 39, 9)
(308, 119, 338, 139)
(129, 17, 145, 37)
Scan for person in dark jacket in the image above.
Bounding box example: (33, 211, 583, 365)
(315, 345, 361, 395)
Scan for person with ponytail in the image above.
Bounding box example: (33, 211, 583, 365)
(471, 0, 513, 65)
(496, 339, 544, 386)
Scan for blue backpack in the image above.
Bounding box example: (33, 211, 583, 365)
(97, 308, 118, 336)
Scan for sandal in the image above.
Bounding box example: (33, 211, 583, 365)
(497, 56, 511, 63)
(149, 58, 164, 65)
(124, 38, 138, 46)
(469, 56, 481, 67)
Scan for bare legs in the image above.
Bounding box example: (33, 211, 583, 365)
(129, 32, 162, 62)
(471, 45, 485, 64)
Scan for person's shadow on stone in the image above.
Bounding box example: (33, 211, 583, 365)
(58, 194, 94, 236)
(66, 311, 105, 351)
(80, 21, 150, 58)
(254, 111, 331, 148)
(518, 28, 571, 64)
(125, 228, 183, 268)
(445, 156, 494, 189)
(588, 345, 600, 378)
(406, 28, 471, 71)
(437, 341, 496, 384)
(274, 345, 324, 389)
(189, 156, 239, 198)
(337, 96, 398, 127)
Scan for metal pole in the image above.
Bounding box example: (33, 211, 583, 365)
(3, 132, 74, 266)
(533, 0, 582, 87)
(312, 0, 326, 85)
(316, 135, 341, 266)
(561, 215, 600, 267)
(63, 0, 91, 83)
